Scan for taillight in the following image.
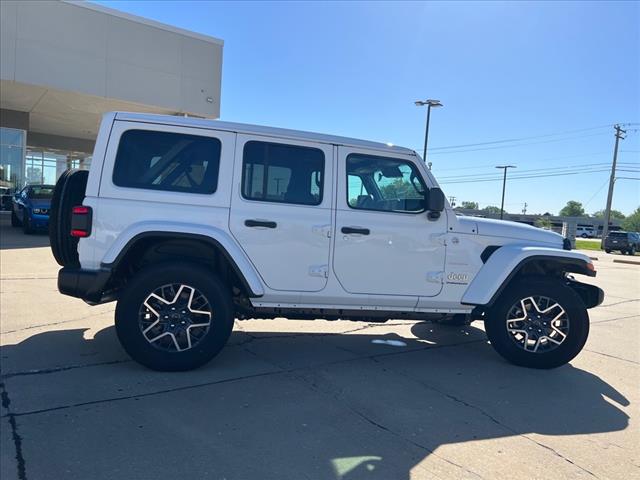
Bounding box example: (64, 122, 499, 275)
(70, 205, 92, 238)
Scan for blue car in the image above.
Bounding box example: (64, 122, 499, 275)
(11, 184, 55, 234)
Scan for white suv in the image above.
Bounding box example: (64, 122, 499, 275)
(576, 226, 596, 238)
(49, 112, 604, 371)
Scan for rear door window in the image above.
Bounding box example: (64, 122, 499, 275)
(241, 141, 324, 206)
(113, 130, 222, 194)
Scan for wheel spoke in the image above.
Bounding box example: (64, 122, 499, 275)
(505, 294, 570, 354)
(138, 283, 212, 353)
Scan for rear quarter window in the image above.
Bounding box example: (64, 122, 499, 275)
(113, 130, 222, 194)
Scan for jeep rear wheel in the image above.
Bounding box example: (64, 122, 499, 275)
(485, 277, 589, 369)
(115, 263, 234, 371)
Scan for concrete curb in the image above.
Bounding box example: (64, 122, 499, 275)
(613, 258, 640, 266)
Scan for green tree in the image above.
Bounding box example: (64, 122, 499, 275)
(536, 217, 552, 229)
(461, 201, 479, 209)
(592, 209, 626, 220)
(622, 207, 640, 232)
(559, 200, 585, 217)
(482, 205, 503, 215)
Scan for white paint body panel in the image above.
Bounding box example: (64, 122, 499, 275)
(228, 134, 333, 292)
(333, 146, 446, 298)
(77, 112, 594, 313)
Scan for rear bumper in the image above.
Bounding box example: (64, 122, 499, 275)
(58, 267, 114, 305)
(605, 243, 629, 250)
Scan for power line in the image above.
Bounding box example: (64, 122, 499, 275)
(436, 162, 638, 181)
(423, 131, 613, 156)
(439, 168, 615, 185)
(428, 124, 613, 151)
(583, 178, 611, 208)
(432, 151, 640, 173)
(426, 122, 640, 152)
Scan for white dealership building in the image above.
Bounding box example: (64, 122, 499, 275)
(0, 0, 223, 190)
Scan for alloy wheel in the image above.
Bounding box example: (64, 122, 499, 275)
(505, 296, 569, 353)
(138, 283, 212, 352)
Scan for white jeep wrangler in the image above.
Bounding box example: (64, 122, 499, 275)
(50, 112, 604, 371)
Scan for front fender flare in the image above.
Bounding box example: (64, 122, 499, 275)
(461, 245, 595, 306)
(101, 221, 265, 297)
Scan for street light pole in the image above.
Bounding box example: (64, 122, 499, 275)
(495, 165, 516, 220)
(415, 99, 443, 168)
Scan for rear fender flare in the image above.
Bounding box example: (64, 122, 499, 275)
(102, 221, 265, 297)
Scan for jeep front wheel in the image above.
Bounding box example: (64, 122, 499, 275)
(485, 277, 589, 369)
(115, 263, 234, 371)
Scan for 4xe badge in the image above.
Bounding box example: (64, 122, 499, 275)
(447, 272, 469, 284)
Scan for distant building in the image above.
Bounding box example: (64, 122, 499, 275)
(1, 0, 223, 190)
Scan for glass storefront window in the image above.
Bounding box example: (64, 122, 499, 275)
(25, 148, 92, 186)
(1, 128, 92, 190)
(0, 127, 26, 190)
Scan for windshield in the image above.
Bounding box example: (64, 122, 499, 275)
(608, 232, 627, 238)
(28, 186, 55, 199)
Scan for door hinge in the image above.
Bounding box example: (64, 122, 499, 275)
(309, 265, 329, 278)
(312, 224, 332, 238)
(430, 233, 447, 246)
(426, 271, 444, 284)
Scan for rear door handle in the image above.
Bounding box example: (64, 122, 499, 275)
(245, 219, 277, 229)
(341, 226, 370, 235)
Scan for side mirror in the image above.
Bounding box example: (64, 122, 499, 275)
(425, 187, 445, 212)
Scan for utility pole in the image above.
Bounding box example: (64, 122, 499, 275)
(495, 165, 516, 220)
(448, 196, 456, 208)
(601, 125, 626, 248)
(522, 202, 528, 215)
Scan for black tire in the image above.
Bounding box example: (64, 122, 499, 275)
(605, 249, 611, 254)
(10, 209, 21, 227)
(631, 246, 637, 256)
(49, 169, 89, 267)
(485, 277, 589, 369)
(115, 263, 234, 371)
(22, 211, 33, 234)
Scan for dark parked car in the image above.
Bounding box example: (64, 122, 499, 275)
(0, 186, 13, 211)
(11, 184, 55, 234)
(604, 231, 640, 255)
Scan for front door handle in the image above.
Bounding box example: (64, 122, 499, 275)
(245, 219, 277, 229)
(341, 226, 370, 235)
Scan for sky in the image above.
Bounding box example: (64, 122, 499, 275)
(97, 0, 639, 215)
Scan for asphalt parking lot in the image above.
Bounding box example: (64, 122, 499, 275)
(1, 212, 638, 480)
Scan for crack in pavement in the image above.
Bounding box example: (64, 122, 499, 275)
(599, 299, 640, 308)
(1, 310, 115, 335)
(367, 357, 601, 479)
(590, 314, 639, 325)
(584, 349, 639, 365)
(0, 359, 131, 380)
(1, 337, 485, 418)
(0, 382, 27, 480)
(278, 365, 485, 480)
(237, 336, 486, 480)
(3, 370, 282, 419)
